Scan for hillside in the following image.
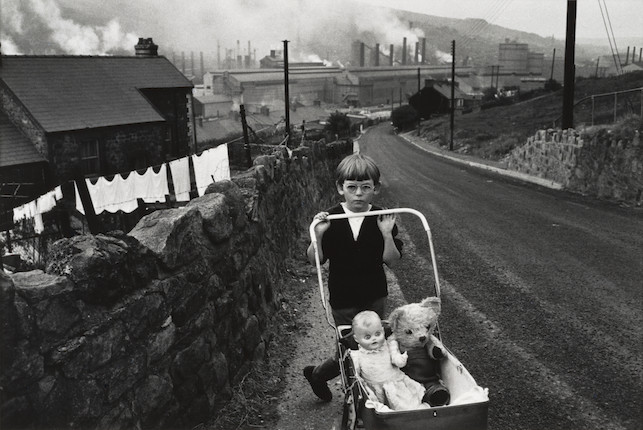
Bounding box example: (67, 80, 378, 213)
(418, 71, 643, 160)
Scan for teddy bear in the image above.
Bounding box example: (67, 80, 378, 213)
(388, 296, 451, 407)
(350, 310, 429, 411)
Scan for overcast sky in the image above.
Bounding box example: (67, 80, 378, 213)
(1, 0, 641, 57)
(358, 0, 642, 40)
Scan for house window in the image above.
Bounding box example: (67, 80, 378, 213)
(79, 139, 100, 175)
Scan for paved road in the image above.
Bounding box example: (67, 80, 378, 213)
(357, 124, 643, 430)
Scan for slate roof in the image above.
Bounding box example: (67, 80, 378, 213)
(0, 110, 45, 167)
(0, 55, 193, 133)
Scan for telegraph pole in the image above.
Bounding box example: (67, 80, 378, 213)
(449, 40, 455, 151)
(562, 0, 577, 129)
(283, 40, 291, 147)
(240, 104, 252, 167)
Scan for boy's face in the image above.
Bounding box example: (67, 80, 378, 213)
(337, 179, 379, 212)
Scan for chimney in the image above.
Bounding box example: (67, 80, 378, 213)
(625, 46, 630, 65)
(415, 42, 419, 64)
(421, 38, 426, 64)
(270, 49, 276, 58)
(390, 44, 394, 66)
(135, 37, 159, 56)
(402, 37, 407, 65)
(360, 42, 365, 67)
(375, 43, 380, 66)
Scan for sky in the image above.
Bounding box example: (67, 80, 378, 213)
(0, 0, 641, 58)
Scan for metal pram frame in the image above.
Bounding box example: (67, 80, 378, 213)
(309, 208, 489, 430)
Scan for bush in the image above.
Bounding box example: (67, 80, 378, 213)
(391, 105, 419, 131)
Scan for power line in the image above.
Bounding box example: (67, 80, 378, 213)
(597, 0, 622, 74)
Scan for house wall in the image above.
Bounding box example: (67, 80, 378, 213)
(140, 89, 192, 158)
(48, 124, 166, 182)
(0, 84, 48, 159)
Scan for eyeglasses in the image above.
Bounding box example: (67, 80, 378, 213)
(344, 184, 374, 194)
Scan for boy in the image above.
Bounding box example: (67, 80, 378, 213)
(303, 153, 403, 402)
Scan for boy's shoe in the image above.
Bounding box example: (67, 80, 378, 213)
(303, 366, 332, 402)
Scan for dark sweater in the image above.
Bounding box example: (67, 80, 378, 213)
(321, 204, 402, 309)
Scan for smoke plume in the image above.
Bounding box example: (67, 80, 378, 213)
(1, 0, 426, 65)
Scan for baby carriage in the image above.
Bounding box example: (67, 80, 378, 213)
(309, 208, 489, 430)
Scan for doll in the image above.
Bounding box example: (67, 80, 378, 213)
(350, 310, 428, 411)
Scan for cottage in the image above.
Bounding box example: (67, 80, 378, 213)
(0, 38, 194, 210)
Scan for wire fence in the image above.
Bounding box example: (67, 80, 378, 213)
(553, 87, 643, 128)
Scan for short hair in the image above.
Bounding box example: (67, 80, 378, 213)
(335, 154, 381, 185)
(352, 310, 382, 332)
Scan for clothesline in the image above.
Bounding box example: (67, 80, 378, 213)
(12, 144, 230, 229)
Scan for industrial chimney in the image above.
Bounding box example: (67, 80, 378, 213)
(135, 38, 158, 57)
(402, 37, 407, 65)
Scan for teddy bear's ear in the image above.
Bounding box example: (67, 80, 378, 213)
(420, 297, 441, 315)
(388, 309, 401, 329)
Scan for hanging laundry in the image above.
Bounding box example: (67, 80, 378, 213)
(12, 186, 63, 233)
(168, 157, 191, 202)
(192, 143, 231, 197)
(133, 164, 169, 204)
(75, 174, 138, 215)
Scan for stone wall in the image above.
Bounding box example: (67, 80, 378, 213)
(0, 141, 351, 429)
(506, 125, 642, 206)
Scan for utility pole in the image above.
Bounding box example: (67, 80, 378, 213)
(562, 0, 577, 129)
(240, 104, 252, 167)
(450, 40, 455, 151)
(283, 40, 291, 147)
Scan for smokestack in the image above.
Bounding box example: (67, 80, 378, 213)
(640, 47, 642, 62)
(415, 42, 419, 64)
(421, 38, 426, 65)
(402, 37, 407, 65)
(217, 41, 221, 69)
(375, 43, 380, 66)
(633, 47, 637, 63)
(625, 46, 630, 65)
(390, 44, 394, 66)
(360, 42, 365, 67)
(134, 37, 158, 57)
(181, 51, 185, 73)
(191, 51, 194, 75)
(200, 52, 204, 78)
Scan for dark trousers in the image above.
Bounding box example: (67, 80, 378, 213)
(311, 297, 386, 382)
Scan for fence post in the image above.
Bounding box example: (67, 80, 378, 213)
(614, 93, 617, 123)
(74, 168, 103, 235)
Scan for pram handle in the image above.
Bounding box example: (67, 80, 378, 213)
(309, 208, 442, 329)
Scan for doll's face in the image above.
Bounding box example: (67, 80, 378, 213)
(354, 321, 385, 351)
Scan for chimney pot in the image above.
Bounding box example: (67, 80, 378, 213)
(135, 37, 159, 57)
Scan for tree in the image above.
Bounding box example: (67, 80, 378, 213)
(325, 111, 352, 138)
(390, 105, 419, 131)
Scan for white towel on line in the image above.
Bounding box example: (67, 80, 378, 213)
(192, 144, 230, 197)
(168, 157, 191, 202)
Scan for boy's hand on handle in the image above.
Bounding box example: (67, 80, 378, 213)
(377, 213, 396, 235)
(313, 211, 331, 236)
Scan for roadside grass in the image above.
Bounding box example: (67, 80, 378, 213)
(419, 71, 643, 161)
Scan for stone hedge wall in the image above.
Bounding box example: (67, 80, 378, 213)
(0, 140, 351, 429)
(506, 126, 642, 206)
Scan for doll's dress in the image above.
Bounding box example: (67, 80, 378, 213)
(355, 341, 427, 411)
